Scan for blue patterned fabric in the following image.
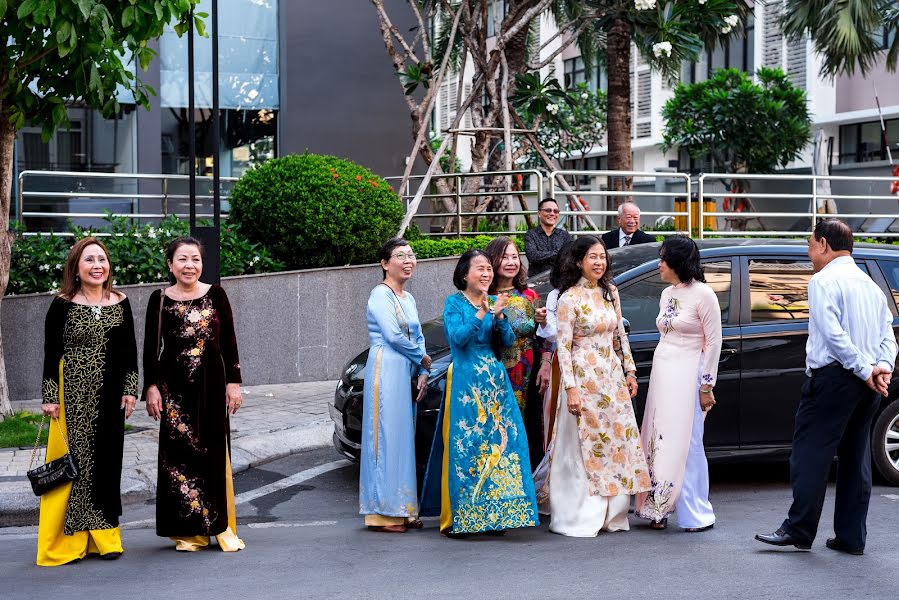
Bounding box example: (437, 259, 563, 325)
(420, 292, 539, 533)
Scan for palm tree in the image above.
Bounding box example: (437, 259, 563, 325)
(782, 0, 899, 76)
(567, 0, 751, 191)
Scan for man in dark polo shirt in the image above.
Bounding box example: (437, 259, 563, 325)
(524, 197, 571, 276)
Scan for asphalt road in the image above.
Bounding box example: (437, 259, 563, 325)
(2, 449, 897, 600)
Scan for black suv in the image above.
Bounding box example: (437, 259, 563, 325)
(330, 239, 899, 485)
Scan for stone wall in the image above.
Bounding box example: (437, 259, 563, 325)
(2, 256, 459, 401)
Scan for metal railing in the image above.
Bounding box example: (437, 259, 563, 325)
(17, 170, 236, 236)
(548, 170, 692, 237)
(385, 170, 543, 237)
(698, 172, 899, 239)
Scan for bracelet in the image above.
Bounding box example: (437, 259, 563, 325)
(625, 373, 637, 380)
(700, 388, 713, 394)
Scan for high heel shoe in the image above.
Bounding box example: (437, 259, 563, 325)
(650, 518, 668, 530)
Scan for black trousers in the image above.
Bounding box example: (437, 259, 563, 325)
(781, 365, 880, 550)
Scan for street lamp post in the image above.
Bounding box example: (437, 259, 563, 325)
(187, 0, 221, 284)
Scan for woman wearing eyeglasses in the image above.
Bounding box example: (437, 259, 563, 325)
(524, 198, 571, 277)
(359, 238, 430, 533)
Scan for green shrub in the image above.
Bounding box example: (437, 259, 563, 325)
(410, 235, 524, 260)
(7, 214, 283, 296)
(228, 153, 404, 269)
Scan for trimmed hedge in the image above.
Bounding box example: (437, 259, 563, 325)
(228, 153, 404, 269)
(409, 235, 524, 260)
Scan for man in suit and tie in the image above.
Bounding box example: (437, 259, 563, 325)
(600, 201, 654, 249)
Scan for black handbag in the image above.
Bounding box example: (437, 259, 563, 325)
(26, 416, 79, 496)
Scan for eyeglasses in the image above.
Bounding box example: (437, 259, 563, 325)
(540, 208, 560, 214)
(392, 252, 417, 261)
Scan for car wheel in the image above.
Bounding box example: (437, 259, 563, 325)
(872, 398, 899, 486)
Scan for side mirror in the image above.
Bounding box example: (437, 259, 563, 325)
(622, 318, 631, 335)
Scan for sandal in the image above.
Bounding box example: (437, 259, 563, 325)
(407, 519, 424, 530)
(441, 529, 469, 539)
(650, 518, 668, 530)
(684, 524, 714, 533)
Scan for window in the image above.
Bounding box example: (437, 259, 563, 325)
(564, 57, 587, 88)
(681, 17, 755, 82)
(748, 260, 814, 322)
(618, 260, 731, 333)
(879, 261, 899, 310)
(839, 118, 899, 164)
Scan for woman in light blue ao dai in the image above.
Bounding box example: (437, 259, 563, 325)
(359, 238, 431, 533)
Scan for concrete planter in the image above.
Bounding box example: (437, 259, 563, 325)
(2, 256, 459, 401)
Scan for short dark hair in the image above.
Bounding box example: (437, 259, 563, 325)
(557, 235, 614, 301)
(813, 219, 853, 253)
(166, 236, 205, 264)
(453, 249, 490, 291)
(659, 235, 705, 284)
(378, 237, 410, 279)
(484, 236, 527, 294)
(538, 197, 559, 210)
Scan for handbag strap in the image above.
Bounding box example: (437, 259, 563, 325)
(156, 287, 165, 360)
(28, 416, 71, 470)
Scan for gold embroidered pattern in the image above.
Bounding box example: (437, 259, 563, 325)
(41, 378, 59, 405)
(167, 297, 215, 381)
(123, 371, 138, 397)
(63, 304, 124, 534)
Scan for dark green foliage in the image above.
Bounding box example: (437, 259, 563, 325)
(227, 154, 405, 269)
(410, 235, 523, 260)
(8, 214, 282, 295)
(662, 68, 812, 173)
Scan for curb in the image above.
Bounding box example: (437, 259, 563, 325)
(0, 420, 334, 527)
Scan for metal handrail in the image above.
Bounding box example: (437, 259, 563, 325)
(385, 169, 544, 238)
(697, 172, 899, 239)
(548, 170, 693, 235)
(17, 170, 237, 229)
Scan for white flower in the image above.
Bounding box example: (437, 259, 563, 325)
(134, 232, 142, 238)
(581, 92, 589, 100)
(635, 0, 656, 9)
(698, 0, 706, 4)
(594, 122, 604, 130)
(721, 25, 732, 34)
(725, 15, 739, 27)
(54, 263, 62, 269)
(252, 255, 260, 264)
(547, 103, 559, 115)
(147, 227, 157, 239)
(39, 263, 49, 272)
(653, 41, 673, 58)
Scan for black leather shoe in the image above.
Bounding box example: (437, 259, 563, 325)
(100, 552, 123, 560)
(754, 528, 811, 550)
(825, 538, 863, 556)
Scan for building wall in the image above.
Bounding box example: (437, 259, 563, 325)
(279, 1, 420, 177)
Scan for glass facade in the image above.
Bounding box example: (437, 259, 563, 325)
(839, 119, 899, 164)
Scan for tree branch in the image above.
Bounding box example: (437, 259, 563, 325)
(370, 0, 420, 64)
(370, 0, 420, 114)
(14, 45, 59, 72)
(408, 0, 432, 58)
(527, 18, 593, 70)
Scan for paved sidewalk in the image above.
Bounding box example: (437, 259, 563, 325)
(0, 381, 338, 525)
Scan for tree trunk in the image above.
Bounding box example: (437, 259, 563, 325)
(606, 18, 633, 195)
(0, 113, 16, 417)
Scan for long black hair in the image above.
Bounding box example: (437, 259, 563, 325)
(549, 240, 574, 290)
(378, 237, 410, 279)
(659, 235, 705, 283)
(452, 248, 491, 291)
(556, 235, 614, 301)
(484, 236, 527, 294)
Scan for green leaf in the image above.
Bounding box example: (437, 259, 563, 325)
(194, 15, 207, 38)
(122, 5, 134, 27)
(89, 63, 101, 92)
(0, 0, 8, 19)
(17, 0, 37, 19)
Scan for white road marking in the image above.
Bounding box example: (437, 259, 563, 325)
(247, 520, 336, 529)
(234, 459, 351, 505)
(881, 494, 899, 501)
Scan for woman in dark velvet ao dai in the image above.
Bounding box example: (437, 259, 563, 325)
(143, 237, 245, 552)
(37, 237, 138, 566)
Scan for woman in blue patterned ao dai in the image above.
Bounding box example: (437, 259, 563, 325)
(420, 249, 539, 537)
(359, 239, 430, 533)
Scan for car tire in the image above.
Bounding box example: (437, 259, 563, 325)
(872, 398, 899, 486)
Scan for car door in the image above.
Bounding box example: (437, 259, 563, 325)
(738, 256, 873, 447)
(617, 258, 741, 450)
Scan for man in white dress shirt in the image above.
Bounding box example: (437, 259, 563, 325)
(756, 220, 897, 555)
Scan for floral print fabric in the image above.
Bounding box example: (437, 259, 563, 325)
(555, 278, 650, 497)
(499, 288, 538, 411)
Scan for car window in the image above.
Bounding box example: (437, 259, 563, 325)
(879, 261, 899, 310)
(748, 260, 814, 322)
(618, 260, 731, 333)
